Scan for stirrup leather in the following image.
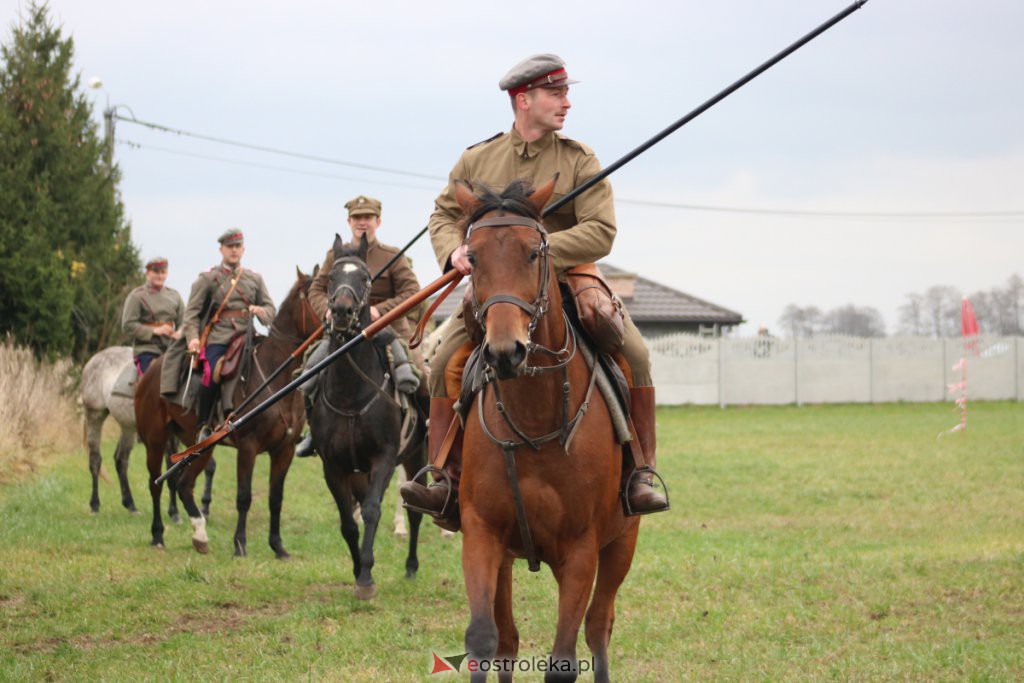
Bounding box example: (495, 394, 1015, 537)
(621, 465, 670, 517)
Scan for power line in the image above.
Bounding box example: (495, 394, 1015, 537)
(115, 115, 1024, 220)
(116, 139, 438, 192)
(114, 113, 447, 182)
(616, 197, 1024, 219)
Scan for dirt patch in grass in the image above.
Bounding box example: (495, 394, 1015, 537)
(11, 601, 288, 655)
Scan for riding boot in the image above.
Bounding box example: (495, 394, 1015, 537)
(399, 397, 462, 531)
(295, 395, 317, 457)
(196, 382, 220, 444)
(625, 386, 670, 515)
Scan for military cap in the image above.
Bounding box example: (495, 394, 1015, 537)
(499, 53, 578, 96)
(145, 256, 169, 270)
(345, 195, 382, 218)
(217, 228, 244, 246)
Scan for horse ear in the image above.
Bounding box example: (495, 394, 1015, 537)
(528, 173, 559, 214)
(357, 233, 369, 262)
(312, 263, 320, 278)
(295, 265, 303, 280)
(333, 232, 345, 255)
(454, 179, 480, 216)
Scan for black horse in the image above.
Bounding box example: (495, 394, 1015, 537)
(310, 234, 427, 600)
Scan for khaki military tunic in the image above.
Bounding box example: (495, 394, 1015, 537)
(121, 284, 185, 356)
(182, 264, 276, 346)
(309, 238, 420, 339)
(429, 127, 616, 274)
(427, 125, 652, 392)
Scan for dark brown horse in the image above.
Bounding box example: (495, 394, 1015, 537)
(135, 268, 318, 556)
(311, 235, 427, 599)
(453, 178, 640, 683)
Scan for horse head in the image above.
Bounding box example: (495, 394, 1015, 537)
(327, 233, 372, 338)
(455, 175, 558, 379)
(271, 266, 318, 341)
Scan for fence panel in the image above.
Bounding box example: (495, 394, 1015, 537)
(647, 334, 1023, 406)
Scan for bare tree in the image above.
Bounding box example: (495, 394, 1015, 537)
(822, 304, 886, 337)
(778, 304, 823, 338)
(898, 293, 929, 336)
(922, 286, 961, 338)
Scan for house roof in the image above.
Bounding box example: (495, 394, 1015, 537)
(428, 262, 744, 326)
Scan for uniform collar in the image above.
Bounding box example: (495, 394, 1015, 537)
(219, 262, 241, 275)
(145, 284, 163, 294)
(510, 126, 556, 160)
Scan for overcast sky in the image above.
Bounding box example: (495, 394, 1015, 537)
(5, 0, 1023, 334)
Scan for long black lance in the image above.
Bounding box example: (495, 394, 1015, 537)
(157, 0, 870, 484)
(228, 223, 430, 420)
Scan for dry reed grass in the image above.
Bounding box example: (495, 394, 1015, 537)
(0, 337, 80, 483)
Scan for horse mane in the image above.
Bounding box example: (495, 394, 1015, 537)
(459, 179, 542, 232)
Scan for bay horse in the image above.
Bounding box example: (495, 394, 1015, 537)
(454, 178, 640, 683)
(310, 234, 427, 599)
(80, 345, 211, 520)
(135, 268, 318, 556)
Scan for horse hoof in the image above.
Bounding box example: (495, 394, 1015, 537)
(169, 513, 182, 524)
(90, 507, 100, 515)
(151, 541, 165, 550)
(405, 568, 417, 580)
(354, 583, 377, 601)
(127, 506, 139, 515)
(192, 538, 210, 554)
(233, 545, 247, 558)
(275, 550, 291, 561)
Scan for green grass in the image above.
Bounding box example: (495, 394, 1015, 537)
(1, 403, 1022, 681)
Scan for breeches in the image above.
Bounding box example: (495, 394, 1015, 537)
(202, 343, 227, 388)
(427, 308, 652, 398)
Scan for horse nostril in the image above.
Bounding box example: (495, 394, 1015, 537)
(482, 342, 497, 368)
(510, 341, 527, 368)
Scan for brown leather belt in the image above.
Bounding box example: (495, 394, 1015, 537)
(219, 310, 250, 319)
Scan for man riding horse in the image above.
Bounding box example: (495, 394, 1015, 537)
(295, 195, 425, 457)
(121, 256, 184, 375)
(400, 53, 669, 525)
(172, 229, 275, 439)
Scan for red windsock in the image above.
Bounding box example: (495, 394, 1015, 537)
(961, 297, 980, 337)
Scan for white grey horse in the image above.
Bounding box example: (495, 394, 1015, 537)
(80, 346, 214, 519)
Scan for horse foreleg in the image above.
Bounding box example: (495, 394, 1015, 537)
(267, 445, 295, 559)
(322, 464, 361, 581)
(145, 442, 166, 548)
(114, 428, 137, 513)
(494, 555, 519, 683)
(177, 452, 212, 554)
(394, 466, 408, 537)
(353, 457, 394, 600)
(164, 446, 181, 523)
(461, 516, 505, 683)
(85, 409, 104, 513)
(232, 449, 256, 557)
(546, 544, 600, 683)
(584, 524, 639, 683)
(404, 506, 423, 579)
(201, 454, 217, 519)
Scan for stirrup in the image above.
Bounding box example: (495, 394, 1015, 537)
(621, 466, 670, 517)
(402, 465, 455, 519)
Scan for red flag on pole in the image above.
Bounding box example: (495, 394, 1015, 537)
(961, 297, 979, 337)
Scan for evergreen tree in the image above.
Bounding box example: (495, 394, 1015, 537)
(0, 2, 140, 358)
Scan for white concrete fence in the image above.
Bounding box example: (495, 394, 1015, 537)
(648, 334, 1024, 406)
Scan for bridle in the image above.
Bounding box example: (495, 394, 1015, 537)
(327, 256, 372, 338)
(464, 210, 598, 575)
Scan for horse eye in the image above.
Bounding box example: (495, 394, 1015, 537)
(467, 252, 476, 266)
(529, 249, 540, 262)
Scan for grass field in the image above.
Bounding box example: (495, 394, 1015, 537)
(1, 402, 1022, 681)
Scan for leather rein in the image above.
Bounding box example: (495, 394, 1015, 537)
(464, 212, 599, 573)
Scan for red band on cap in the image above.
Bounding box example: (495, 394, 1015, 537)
(508, 67, 567, 97)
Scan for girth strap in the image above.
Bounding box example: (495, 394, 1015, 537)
(501, 444, 541, 573)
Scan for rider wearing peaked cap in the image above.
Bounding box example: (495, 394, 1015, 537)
(122, 256, 184, 375)
(401, 53, 669, 529)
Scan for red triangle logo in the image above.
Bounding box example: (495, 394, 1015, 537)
(430, 651, 456, 674)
